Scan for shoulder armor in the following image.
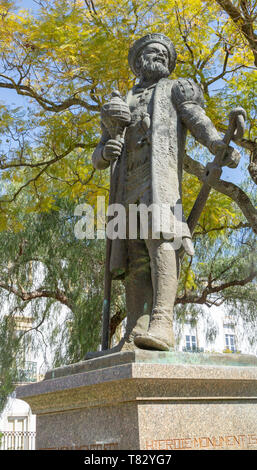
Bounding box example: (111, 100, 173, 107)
(172, 79, 204, 108)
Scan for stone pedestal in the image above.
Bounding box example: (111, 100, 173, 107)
(16, 351, 257, 450)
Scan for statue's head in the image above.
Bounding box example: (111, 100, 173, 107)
(128, 33, 177, 81)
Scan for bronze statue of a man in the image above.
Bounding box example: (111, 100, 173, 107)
(92, 33, 240, 352)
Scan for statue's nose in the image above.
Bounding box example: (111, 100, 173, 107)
(158, 51, 166, 60)
(157, 53, 165, 62)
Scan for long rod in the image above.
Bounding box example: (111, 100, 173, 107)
(101, 161, 114, 351)
(187, 113, 244, 234)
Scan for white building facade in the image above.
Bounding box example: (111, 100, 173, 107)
(1, 304, 256, 450)
(0, 395, 36, 450)
(0, 316, 38, 450)
(175, 305, 257, 356)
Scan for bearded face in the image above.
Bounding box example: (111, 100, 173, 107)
(136, 43, 170, 82)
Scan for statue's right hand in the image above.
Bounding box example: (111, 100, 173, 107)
(103, 139, 123, 162)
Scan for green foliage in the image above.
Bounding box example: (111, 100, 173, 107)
(0, 0, 256, 220)
(177, 226, 257, 310)
(0, 200, 101, 363)
(0, 316, 20, 413)
(0, 0, 256, 406)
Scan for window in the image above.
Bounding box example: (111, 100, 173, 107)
(8, 416, 28, 433)
(4, 417, 29, 450)
(185, 335, 197, 351)
(225, 334, 236, 352)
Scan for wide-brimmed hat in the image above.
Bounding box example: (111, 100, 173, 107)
(128, 33, 177, 77)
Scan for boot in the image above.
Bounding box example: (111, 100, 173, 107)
(134, 309, 174, 351)
(84, 333, 139, 360)
(121, 238, 153, 350)
(120, 335, 140, 352)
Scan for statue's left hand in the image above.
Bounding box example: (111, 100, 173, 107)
(211, 141, 241, 169)
(221, 146, 241, 169)
(211, 139, 227, 154)
(204, 144, 241, 184)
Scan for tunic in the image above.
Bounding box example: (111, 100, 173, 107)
(92, 78, 222, 278)
(125, 83, 155, 206)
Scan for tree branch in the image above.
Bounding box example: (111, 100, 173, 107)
(193, 221, 251, 237)
(0, 142, 93, 170)
(0, 281, 72, 309)
(109, 308, 126, 340)
(215, 0, 257, 66)
(176, 270, 257, 305)
(0, 143, 94, 203)
(184, 154, 257, 234)
(0, 78, 99, 113)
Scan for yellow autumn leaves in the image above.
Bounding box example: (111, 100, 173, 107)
(0, 0, 255, 237)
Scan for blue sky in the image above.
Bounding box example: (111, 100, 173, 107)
(17, 0, 37, 11)
(0, 0, 38, 106)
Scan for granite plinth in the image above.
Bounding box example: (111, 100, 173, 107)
(16, 351, 257, 450)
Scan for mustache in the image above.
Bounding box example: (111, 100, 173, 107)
(138, 56, 170, 80)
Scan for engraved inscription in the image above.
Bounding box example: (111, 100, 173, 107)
(145, 434, 257, 450)
(39, 442, 119, 450)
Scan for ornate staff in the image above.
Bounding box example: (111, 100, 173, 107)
(100, 91, 131, 350)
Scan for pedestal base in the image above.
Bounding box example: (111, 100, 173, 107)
(16, 351, 257, 450)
